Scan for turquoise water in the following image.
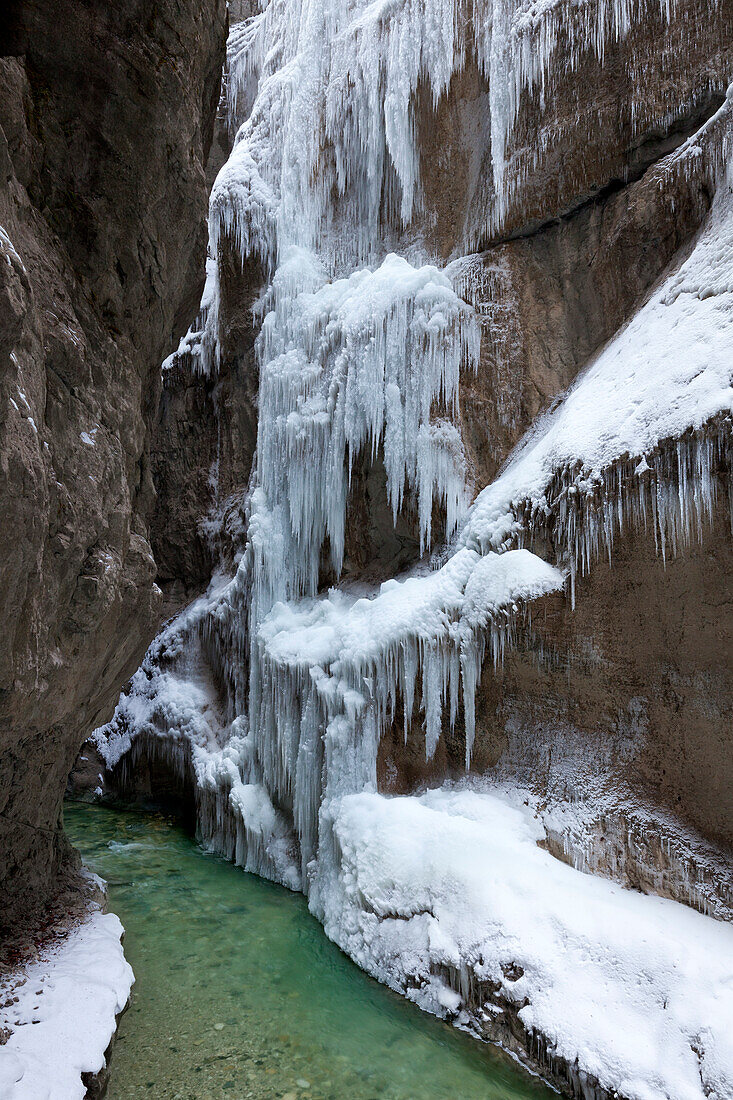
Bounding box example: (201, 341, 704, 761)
(64, 802, 554, 1100)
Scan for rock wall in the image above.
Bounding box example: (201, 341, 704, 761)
(372, 18, 733, 912)
(149, 248, 260, 617)
(148, 7, 259, 619)
(0, 0, 226, 932)
(418, 0, 730, 255)
(458, 127, 718, 489)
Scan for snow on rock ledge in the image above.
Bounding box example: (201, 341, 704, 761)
(0, 904, 133, 1100)
(456, 126, 733, 593)
(325, 786, 733, 1100)
(260, 547, 564, 768)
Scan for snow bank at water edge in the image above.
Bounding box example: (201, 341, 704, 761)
(322, 785, 733, 1100)
(0, 902, 133, 1100)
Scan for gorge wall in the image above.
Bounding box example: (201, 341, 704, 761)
(0, 0, 227, 934)
(82, 2, 733, 1095)
(4, 0, 732, 1096)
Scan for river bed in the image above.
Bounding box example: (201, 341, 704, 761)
(64, 801, 554, 1100)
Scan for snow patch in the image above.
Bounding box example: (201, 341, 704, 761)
(0, 909, 133, 1100)
(324, 785, 733, 1100)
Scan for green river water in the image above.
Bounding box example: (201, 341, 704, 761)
(64, 801, 554, 1100)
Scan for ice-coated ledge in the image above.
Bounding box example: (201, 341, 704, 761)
(0, 901, 133, 1100)
(261, 547, 563, 672)
(323, 785, 733, 1100)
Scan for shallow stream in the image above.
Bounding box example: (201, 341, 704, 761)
(65, 802, 554, 1100)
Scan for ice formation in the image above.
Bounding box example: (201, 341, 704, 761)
(250, 246, 479, 591)
(96, 583, 301, 891)
(93, 2, 733, 1095)
(210, 0, 724, 274)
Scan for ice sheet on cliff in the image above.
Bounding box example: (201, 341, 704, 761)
(212, 0, 724, 270)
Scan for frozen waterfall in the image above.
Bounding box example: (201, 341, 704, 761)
(93, 2, 733, 1097)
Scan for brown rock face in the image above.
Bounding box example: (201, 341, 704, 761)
(0, 0, 226, 931)
(148, 4, 261, 617)
(374, 3, 733, 921)
(457, 145, 716, 490)
(490, 494, 733, 842)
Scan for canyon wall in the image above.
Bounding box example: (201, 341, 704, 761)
(67, 1, 733, 1095)
(0, 0, 227, 933)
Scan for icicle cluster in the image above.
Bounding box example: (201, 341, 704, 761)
(224, 14, 267, 136)
(249, 547, 561, 882)
(250, 246, 478, 602)
(161, 255, 221, 378)
(237, 246, 484, 878)
(211, 0, 718, 284)
(168, 0, 729, 387)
